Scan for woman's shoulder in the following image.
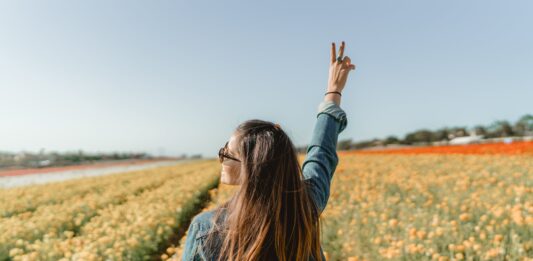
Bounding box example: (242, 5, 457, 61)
(191, 208, 227, 240)
(192, 209, 216, 225)
(192, 207, 229, 224)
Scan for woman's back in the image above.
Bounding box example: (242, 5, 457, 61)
(181, 100, 347, 260)
(181, 41, 355, 261)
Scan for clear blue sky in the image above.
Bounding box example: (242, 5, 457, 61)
(1, 0, 532, 158)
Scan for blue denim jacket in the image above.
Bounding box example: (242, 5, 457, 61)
(181, 100, 347, 261)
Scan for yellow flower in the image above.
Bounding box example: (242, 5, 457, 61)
(166, 247, 176, 255)
(459, 213, 470, 222)
(493, 234, 504, 243)
(416, 230, 427, 240)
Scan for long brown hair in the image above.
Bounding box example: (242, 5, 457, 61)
(204, 119, 323, 261)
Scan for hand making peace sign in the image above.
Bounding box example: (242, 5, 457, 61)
(328, 41, 356, 93)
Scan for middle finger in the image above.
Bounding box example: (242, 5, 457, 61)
(338, 41, 345, 59)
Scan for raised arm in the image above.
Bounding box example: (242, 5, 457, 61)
(302, 41, 356, 215)
(302, 101, 347, 215)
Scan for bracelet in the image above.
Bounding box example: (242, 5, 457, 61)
(325, 91, 342, 97)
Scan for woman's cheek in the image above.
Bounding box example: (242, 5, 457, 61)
(221, 168, 230, 183)
(227, 165, 239, 184)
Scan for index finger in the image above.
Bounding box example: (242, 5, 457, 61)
(330, 42, 336, 64)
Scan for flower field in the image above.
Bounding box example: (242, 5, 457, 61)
(1, 160, 220, 261)
(171, 147, 533, 261)
(1, 142, 532, 261)
(318, 153, 532, 260)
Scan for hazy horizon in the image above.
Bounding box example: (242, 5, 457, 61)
(1, 0, 532, 157)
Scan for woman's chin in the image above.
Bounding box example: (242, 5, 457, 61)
(220, 177, 237, 185)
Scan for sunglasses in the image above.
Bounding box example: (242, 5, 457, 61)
(218, 141, 241, 163)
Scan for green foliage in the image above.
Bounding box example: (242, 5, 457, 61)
(343, 114, 532, 150)
(0, 150, 152, 170)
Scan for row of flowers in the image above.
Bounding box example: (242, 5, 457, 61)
(0, 165, 176, 218)
(2, 160, 219, 261)
(345, 141, 533, 155)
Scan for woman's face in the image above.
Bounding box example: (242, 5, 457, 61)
(220, 134, 241, 185)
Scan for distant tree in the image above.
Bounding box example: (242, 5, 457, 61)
(352, 140, 375, 149)
(431, 128, 449, 141)
(295, 145, 307, 154)
(514, 114, 533, 136)
(500, 121, 514, 137)
(384, 135, 400, 145)
(299, 112, 531, 151)
(404, 129, 432, 144)
(446, 127, 468, 139)
(371, 138, 385, 147)
(487, 120, 514, 137)
(472, 125, 487, 136)
(337, 138, 352, 150)
(403, 133, 415, 145)
(190, 154, 203, 159)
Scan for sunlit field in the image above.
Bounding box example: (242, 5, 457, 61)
(172, 144, 533, 261)
(319, 153, 532, 261)
(1, 160, 220, 261)
(1, 143, 532, 261)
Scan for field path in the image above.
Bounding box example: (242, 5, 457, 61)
(0, 159, 203, 188)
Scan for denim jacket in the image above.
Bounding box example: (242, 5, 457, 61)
(181, 100, 347, 261)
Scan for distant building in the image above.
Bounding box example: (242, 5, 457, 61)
(449, 130, 484, 145)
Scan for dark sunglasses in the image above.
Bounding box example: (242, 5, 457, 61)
(218, 141, 241, 163)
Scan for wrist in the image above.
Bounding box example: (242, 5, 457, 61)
(324, 92, 341, 106)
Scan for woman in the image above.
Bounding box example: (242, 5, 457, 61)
(182, 41, 356, 261)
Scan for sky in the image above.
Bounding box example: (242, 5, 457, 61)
(0, 0, 532, 158)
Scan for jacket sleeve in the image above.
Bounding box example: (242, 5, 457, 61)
(182, 222, 200, 261)
(302, 100, 347, 215)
